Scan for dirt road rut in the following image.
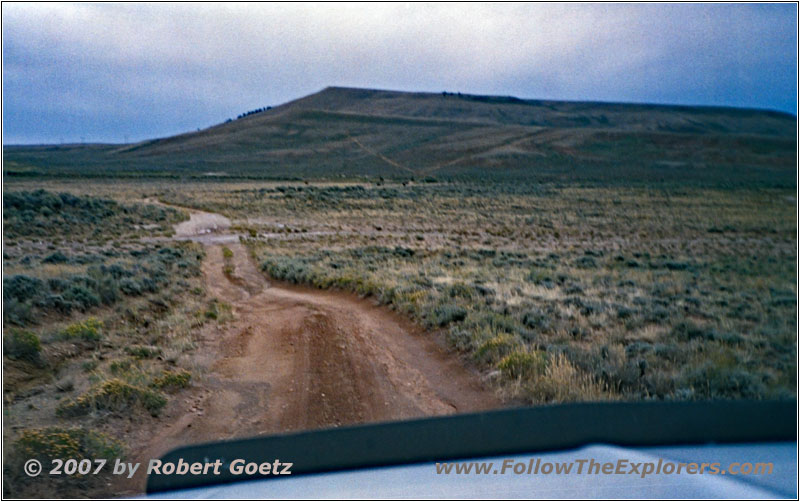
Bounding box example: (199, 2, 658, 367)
(199, 243, 500, 434)
(123, 208, 501, 491)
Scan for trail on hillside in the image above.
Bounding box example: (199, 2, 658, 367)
(348, 135, 417, 175)
(120, 205, 501, 493)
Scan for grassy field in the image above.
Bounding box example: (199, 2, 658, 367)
(155, 181, 796, 402)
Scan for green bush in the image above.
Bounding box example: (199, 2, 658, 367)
(42, 252, 70, 264)
(4, 298, 33, 326)
(521, 308, 551, 331)
(108, 359, 133, 375)
(680, 363, 768, 399)
(119, 278, 143, 295)
(3, 275, 44, 302)
(63, 285, 100, 311)
(14, 427, 123, 462)
(475, 333, 518, 364)
(56, 379, 167, 417)
(152, 369, 192, 391)
(261, 256, 314, 283)
(498, 350, 547, 380)
(3, 329, 42, 363)
(432, 303, 467, 327)
(95, 276, 121, 304)
(41, 294, 73, 314)
(60, 317, 103, 343)
(446, 282, 475, 299)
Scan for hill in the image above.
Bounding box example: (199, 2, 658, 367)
(4, 87, 796, 184)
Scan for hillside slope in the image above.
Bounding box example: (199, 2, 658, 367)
(4, 87, 796, 183)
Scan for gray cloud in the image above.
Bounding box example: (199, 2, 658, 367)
(2, 2, 796, 144)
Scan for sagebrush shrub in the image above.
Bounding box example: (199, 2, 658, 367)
(57, 378, 166, 417)
(3, 329, 42, 363)
(60, 317, 103, 343)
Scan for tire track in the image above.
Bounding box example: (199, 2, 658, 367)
(119, 206, 502, 493)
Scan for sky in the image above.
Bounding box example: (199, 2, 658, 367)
(2, 2, 797, 144)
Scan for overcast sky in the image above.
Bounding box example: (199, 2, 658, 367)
(2, 2, 797, 144)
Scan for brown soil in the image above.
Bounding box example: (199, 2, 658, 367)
(116, 210, 501, 494)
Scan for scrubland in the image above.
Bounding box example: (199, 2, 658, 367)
(2, 189, 232, 497)
(157, 181, 796, 402)
(2, 179, 796, 497)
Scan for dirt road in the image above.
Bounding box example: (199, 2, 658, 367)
(121, 206, 501, 493)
